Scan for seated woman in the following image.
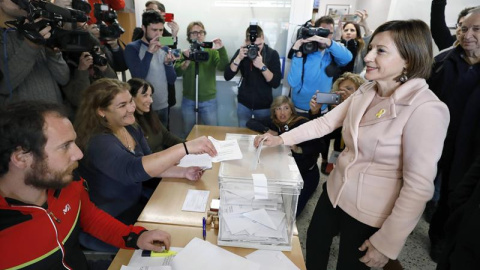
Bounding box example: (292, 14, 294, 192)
(310, 72, 365, 174)
(74, 78, 217, 251)
(246, 96, 321, 217)
(128, 78, 184, 152)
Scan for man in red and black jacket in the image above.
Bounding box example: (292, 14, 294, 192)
(0, 101, 171, 269)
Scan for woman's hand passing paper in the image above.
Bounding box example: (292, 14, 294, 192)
(185, 136, 218, 157)
(254, 133, 284, 148)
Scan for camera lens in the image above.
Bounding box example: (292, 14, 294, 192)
(247, 45, 258, 60)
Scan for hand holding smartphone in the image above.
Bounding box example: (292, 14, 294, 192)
(316, 93, 341, 105)
(164, 13, 174, 22)
(159, 36, 175, 46)
(340, 14, 359, 23)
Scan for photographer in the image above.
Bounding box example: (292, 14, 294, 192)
(224, 24, 282, 127)
(0, 0, 70, 107)
(288, 16, 352, 116)
(288, 16, 351, 174)
(124, 10, 176, 127)
(87, 23, 127, 72)
(62, 39, 117, 119)
(174, 21, 229, 136)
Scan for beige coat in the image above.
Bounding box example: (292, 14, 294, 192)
(281, 78, 449, 259)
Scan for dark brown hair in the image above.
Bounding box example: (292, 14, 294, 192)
(74, 78, 130, 151)
(128, 78, 162, 134)
(369, 19, 433, 81)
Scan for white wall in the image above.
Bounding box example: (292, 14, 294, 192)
(356, 0, 478, 52)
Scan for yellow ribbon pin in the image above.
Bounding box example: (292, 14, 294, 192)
(376, 109, 386, 118)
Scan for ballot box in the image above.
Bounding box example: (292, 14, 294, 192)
(217, 134, 303, 251)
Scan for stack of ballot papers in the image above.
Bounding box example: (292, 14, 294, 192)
(219, 187, 289, 245)
(177, 136, 243, 169)
(121, 238, 299, 270)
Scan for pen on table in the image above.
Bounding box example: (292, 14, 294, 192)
(202, 216, 207, 240)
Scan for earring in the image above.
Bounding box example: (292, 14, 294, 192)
(399, 68, 408, 83)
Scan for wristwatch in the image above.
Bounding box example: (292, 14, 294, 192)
(260, 65, 267, 72)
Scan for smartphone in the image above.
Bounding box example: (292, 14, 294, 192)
(316, 93, 341, 105)
(164, 13, 174, 22)
(201, 41, 213, 48)
(340, 14, 358, 23)
(159, 36, 175, 46)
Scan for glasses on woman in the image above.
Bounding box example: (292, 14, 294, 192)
(189, 30, 206, 36)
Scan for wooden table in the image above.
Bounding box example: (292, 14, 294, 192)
(110, 125, 305, 269)
(137, 125, 257, 227)
(108, 222, 306, 270)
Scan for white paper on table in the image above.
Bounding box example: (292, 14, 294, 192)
(252, 174, 269, 200)
(181, 189, 210, 212)
(243, 209, 276, 229)
(171, 237, 260, 270)
(208, 136, 243, 162)
(177, 154, 212, 169)
(126, 248, 183, 268)
(245, 250, 299, 270)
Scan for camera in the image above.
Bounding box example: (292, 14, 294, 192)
(187, 40, 212, 62)
(90, 46, 108, 66)
(297, 26, 331, 55)
(98, 21, 123, 40)
(94, 3, 124, 40)
(246, 22, 259, 60)
(7, 0, 92, 51)
(72, 0, 92, 14)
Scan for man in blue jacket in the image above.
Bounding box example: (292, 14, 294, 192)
(288, 16, 352, 116)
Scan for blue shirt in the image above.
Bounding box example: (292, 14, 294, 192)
(78, 125, 152, 219)
(288, 41, 352, 111)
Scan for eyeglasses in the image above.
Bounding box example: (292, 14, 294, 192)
(189, 30, 206, 36)
(460, 26, 480, 34)
(455, 22, 463, 28)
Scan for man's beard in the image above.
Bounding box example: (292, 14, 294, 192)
(25, 158, 78, 190)
(145, 34, 153, 43)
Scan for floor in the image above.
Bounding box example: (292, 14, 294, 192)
(296, 167, 438, 270)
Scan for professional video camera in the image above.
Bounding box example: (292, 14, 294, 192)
(187, 40, 212, 62)
(297, 25, 331, 55)
(6, 0, 93, 52)
(93, 3, 124, 40)
(246, 22, 259, 60)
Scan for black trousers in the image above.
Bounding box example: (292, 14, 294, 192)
(306, 183, 379, 270)
(296, 164, 320, 217)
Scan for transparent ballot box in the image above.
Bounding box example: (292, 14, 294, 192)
(217, 134, 303, 251)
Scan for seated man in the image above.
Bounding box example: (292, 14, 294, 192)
(0, 101, 171, 269)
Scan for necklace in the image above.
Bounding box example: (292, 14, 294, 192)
(121, 127, 135, 154)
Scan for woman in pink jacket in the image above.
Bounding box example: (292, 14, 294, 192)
(255, 20, 449, 269)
